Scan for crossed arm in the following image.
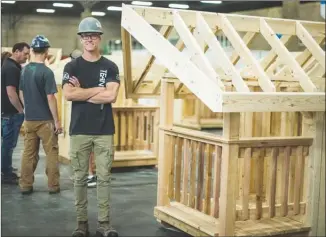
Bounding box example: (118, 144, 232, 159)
(62, 76, 120, 104)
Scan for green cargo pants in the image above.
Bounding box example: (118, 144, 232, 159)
(70, 135, 114, 222)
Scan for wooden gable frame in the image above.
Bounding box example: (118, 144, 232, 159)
(121, 4, 325, 113)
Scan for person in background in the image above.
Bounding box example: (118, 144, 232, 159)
(69, 49, 83, 60)
(18, 35, 62, 195)
(62, 17, 120, 237)
(1, 51, 12, 66)
(1, 43, 30, 184)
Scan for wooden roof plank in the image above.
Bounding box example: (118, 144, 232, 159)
(217, 14, 276, 92)
(173, 11, 226, 91)
(296, 22, 325, 70)
(121, 4, 223, 112)
(196, 12, 250, 92)
(260, 18, 317, 92)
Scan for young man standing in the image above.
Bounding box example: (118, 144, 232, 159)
(1, 42, 30, 184)
(62, 17, 120, 237)
(19, 35, 62, 194)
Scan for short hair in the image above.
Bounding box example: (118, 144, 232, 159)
(33, 47, 48, 54)
(12, 42, 30, 53)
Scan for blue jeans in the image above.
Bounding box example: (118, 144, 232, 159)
(1, 113, 24, 175)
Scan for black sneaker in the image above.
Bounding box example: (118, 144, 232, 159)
(87, 175, 97, 188)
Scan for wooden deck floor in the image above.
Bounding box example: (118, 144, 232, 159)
(154, 202, 310, 237)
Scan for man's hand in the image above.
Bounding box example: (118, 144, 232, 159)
(69, 76, 80, 88)
(54, 120, 63, 135)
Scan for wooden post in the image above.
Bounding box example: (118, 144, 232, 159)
(219, 112, 240, 236)
(303, 112, 325, 236)
(157, 79, 175, 206)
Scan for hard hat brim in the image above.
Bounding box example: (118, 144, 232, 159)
(77, 30, 103, 35)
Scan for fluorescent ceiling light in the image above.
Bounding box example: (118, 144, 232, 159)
(2, 1, 15, 3)
(200, 1, 222, 3)
(92, 11, 105, 16)
(168, 3, 189, 9)
(131, 1, 152, 6)
(36, 9, 55, 13)
(107, 6, 122, 11)
(53, 3, 73, 8)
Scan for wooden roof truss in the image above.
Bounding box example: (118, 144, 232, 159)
(121, 4, 325, 112)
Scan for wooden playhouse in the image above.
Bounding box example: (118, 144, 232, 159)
(120, 4, 325, 237)
(52, 53, 160, 168)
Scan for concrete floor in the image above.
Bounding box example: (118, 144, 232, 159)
(1, 136, 191, 237)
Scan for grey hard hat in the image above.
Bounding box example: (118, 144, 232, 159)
(77, 17, 103, 35)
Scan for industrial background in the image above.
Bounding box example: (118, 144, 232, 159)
(1, 1, 324, 55)
(1, 1, 325, 237)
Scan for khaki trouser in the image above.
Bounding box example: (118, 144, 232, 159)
(19, 120, 60, 191)
(70, 135, 114, 222)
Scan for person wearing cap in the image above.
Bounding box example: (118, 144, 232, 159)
(62, 17, 120, 237)
(18, 35, 62, 195)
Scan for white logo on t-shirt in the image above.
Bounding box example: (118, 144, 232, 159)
(99, 70, 107, 87)
(63, 72, 70, 81)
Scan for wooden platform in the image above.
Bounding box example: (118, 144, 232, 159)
(112, 150, 157, 168)
(174, 118, 223, 130)
(59, 150, 157, 168)
(154, 202, 310, 237)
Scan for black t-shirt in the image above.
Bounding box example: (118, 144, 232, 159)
(1, 58, 22, 115)
(62, 56, 120, 136)
(19, 63, 58, 121)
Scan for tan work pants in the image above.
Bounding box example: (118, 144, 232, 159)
(70, 135, 114, 222)
(19, 120, 60, 191)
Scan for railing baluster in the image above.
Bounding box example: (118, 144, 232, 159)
(281, 146, 291, 216)
(182, 139, 189, 205)
(255, 148, 265, 220)
(294, 146, 304, 215)
(212, 145, 222, 218)
(203, 144, 212, 215)
(189, 141, 196, 208)
(196, 142, 204, 211)
(242, 147, 252, 220)
(268, 147, 279, 218)
(168, 135, 175, 200)
(175, 137, 183, 202)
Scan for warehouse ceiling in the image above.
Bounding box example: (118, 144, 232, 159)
(0, 0, 290, 18)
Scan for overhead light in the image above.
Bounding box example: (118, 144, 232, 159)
(53, 3, 73, 8)
(36, 9, 55, 13)
(200, 1, 222, 3)
(2, 1, 15, 3)
(107, 6, 122, 11)
(92, 11, 105, 16)
(131, 1, 153, 6)
(115, 40, 121, 44)
(168, 3, 189, 9)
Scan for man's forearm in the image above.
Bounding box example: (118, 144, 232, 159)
(48, 97, 60, 123)
(19, 91, 24, 107)
(87, 90, 116, 104)
(65, 87, 103, 101)
(8, 93, 24, 113)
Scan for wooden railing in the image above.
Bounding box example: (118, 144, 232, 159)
(236, 143, 311, 221)
(113, 106, 159, 151)
(162, 126, 313, 222)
